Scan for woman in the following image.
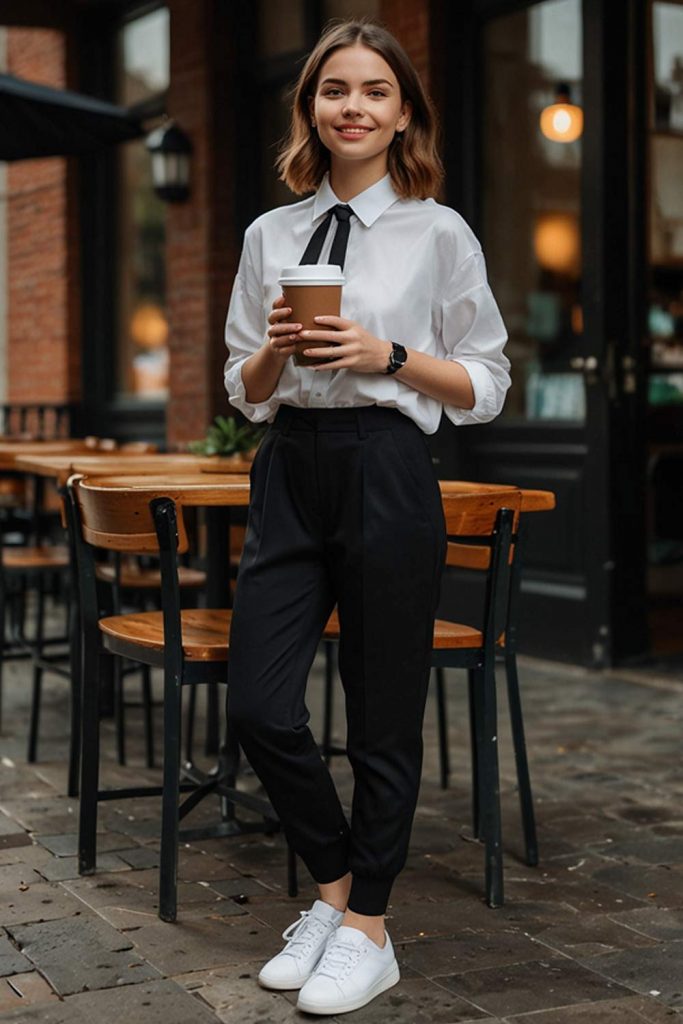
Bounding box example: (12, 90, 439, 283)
(223, 18, 510, 1016)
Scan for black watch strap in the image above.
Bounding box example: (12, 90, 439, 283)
(385, 341, 408, 375)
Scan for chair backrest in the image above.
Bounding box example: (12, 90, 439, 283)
(442, 490, 521, 570)
(441, 490, 522, 648)
(69, 475, 189, 555)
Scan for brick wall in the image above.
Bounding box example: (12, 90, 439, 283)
(165, 0, 238, 446)
(6, 27, 79, 404)
(380, 0, 430, 91)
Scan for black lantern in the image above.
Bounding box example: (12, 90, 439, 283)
(146, 120, 192, 202)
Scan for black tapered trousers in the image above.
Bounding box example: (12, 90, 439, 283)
(226, 403, 447, 915)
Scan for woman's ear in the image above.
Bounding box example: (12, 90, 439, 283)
(396, 99, 413, 133)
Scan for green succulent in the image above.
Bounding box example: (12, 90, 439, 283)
(188, 415, 265, 456)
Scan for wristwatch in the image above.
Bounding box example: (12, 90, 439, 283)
(385, 341, 408, 375)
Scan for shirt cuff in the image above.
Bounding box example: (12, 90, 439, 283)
(443, 358, 498, 426)
(224, 359, 280, 424)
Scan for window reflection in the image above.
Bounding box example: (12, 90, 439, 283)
(116, 7, 169, 403)
(648, 1, 683, 401)
(482, 0, 583, 422)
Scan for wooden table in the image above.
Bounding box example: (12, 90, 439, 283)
(14, 452, 253, 486)
(0, 439, 94, 473)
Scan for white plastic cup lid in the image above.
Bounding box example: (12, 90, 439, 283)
(278, 264, 345, 286)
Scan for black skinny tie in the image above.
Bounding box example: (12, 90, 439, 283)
(300, 204, 353, 270)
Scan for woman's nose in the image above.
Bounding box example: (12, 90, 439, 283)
(342, 96, 362, 117)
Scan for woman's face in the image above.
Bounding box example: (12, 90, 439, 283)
(309, 44, 412, 171)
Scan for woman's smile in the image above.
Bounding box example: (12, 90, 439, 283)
(334, 124, 375, 139)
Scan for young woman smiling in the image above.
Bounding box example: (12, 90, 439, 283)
(223, 18, 510, 1016)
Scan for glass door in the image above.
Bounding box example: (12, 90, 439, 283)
(646, 0, 683, 657)
(440, 0, 648, 666)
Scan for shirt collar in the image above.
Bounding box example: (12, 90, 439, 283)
(312, 172, 400, 228)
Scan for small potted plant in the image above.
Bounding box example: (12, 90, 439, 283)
(188, 415, 265, 462)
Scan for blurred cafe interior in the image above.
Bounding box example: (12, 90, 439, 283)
(0, 0, 682, 669)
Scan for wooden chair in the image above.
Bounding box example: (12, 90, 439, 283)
(0, 520, 71, 751)
(322, 489, 522, 908)
(433, 504, 542, 870)
(67, 475, 295, 923)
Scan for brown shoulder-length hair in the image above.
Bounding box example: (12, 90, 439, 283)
(276, 19, 444, 200)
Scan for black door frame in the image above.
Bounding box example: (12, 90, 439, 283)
(435, 0, 649, 666)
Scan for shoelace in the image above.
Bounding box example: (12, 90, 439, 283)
(280, 910, 329, 959)
(314, 937, 363, 980)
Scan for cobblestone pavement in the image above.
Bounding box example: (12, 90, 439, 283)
(0, 638, 682, 1022)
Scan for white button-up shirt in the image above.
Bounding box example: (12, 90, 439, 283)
(224, 172, 510, 434)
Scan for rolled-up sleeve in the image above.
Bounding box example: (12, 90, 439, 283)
(440, 250, 511, 426)
(223, 229, 279, 423)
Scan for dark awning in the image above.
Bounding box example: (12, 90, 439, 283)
(0, 73, 145, 161)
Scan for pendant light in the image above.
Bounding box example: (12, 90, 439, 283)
(540, 82, 583, 143)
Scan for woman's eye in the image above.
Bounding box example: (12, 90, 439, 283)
(369, 90, 386, 97)
(323, 89, 343, 96)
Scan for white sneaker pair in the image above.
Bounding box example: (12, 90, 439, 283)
(258, 899, 400, 1014)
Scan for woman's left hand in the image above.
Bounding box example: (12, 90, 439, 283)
(300, 316, 393, 373)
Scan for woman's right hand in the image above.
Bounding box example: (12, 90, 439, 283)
(266, 294, 301, 362)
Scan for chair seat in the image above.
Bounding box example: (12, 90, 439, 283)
(99, 608, 231, 661)
(2, 544, 69, 570)
(95, 563, 206, 589)
(323, 610, 483, 649)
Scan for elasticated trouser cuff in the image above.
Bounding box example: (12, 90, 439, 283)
(347, 875, 395, 917)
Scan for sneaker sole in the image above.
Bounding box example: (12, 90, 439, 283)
(257, 971, 310, 991)
(296, 959, 401, 1014)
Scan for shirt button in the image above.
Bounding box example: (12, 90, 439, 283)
(314, 391, 322, 398)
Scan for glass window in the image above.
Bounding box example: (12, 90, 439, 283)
(482, 0, 583, 422)
(115, 7, 169, 403)
(648, 1, 683, 392)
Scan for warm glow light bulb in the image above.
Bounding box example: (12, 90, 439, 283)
(540, 84, 583, 143)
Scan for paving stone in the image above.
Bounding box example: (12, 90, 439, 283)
(0, 864, 45, 890)
(0, 881, 86, 926)
(436, 958, 633, 1017)
(116, 846, 161, 869)
(36, 851, 131, 882)
(63, 867, 224, 910)
(505, 995, 680, 1022)
(604, 836, 683, 866)
(592, 865, 683, 908)
(492, 874, 648, 914)
(127, 914, 282, 975)
(0, 970, 59, 1012)
(0, 834, 32, 851)
(0, 814, 18, 836)
(608, 907, 683, 941)
(533, 913, 660, 959)
(34, 832, 133, 857)
(0, 978, 218, 1023)
(208, 875, 279, 901)
(0, 844, 52, 868)
(0, 934, 31, 977)
(395, 930, 555, 977)
(581, 941, 683, 1009)
(174, 964, 302, 1022)
(8, 914, 161, 995)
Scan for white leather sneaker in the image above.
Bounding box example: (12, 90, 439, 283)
(257, 899, 344, 991)
(296, 924, 400, 1015)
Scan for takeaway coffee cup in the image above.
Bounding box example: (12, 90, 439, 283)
(278, 265, 346, 367)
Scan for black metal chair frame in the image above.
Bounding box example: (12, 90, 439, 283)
(323, 505, 517, 909)
(434, 516, 538, 868)
(67, 481, 297, 923)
